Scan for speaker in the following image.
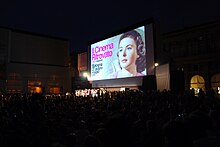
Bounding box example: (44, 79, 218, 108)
(139, 75, 157, 92)
(170, 70, 184, 94)
(125, 88, 130, 91)
(72, 77, 91, 90)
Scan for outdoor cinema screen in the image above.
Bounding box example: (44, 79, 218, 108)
(89, 21, 155, 87)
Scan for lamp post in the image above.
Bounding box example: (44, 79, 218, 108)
(154, 63, 159, 75)
(83, 72, 88, 79)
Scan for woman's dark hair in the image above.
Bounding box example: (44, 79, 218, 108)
(118, 30, 146, 73)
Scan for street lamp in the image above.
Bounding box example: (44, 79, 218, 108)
(83, 72, 88, 78)
(154, 63, 159, 75)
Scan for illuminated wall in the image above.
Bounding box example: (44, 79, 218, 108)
(78, 52, 88, 74)
(0, 27, 72, 93)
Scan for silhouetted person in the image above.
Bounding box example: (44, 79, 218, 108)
(105, 113, 134, 147)
(65, 133, 76, 147)
(185, 109, 212, 147)
(144, 120, 164, 147)
(95, 128, 109, 147)
(84, 135, 100, 147)
(163, 120, 188, 147)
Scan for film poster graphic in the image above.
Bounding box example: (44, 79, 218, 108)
(91, 26, 146, 81)
(91, 36, 118, 81)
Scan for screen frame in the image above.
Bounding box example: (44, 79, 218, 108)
(88, 18, 156, 88)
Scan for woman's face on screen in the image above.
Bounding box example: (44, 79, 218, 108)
(118, 37, 139, 70)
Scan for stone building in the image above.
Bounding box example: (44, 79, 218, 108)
(159, 20, 220, 95)
(0, 27, 72, 93)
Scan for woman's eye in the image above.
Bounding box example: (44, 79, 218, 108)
(119, 49, 123, 52)
(127, 47, 132, 50)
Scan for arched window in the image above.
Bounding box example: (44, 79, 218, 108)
(190, 75, 205, 95)
(211, 74, 220, 94)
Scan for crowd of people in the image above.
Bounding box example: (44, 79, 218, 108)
(0, 89, 220, 147)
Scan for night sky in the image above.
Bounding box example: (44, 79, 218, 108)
(0, 0, 219, 53)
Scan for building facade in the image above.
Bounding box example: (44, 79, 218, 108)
(0, 27, 72, 93)
(159, 20, 220, 95)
